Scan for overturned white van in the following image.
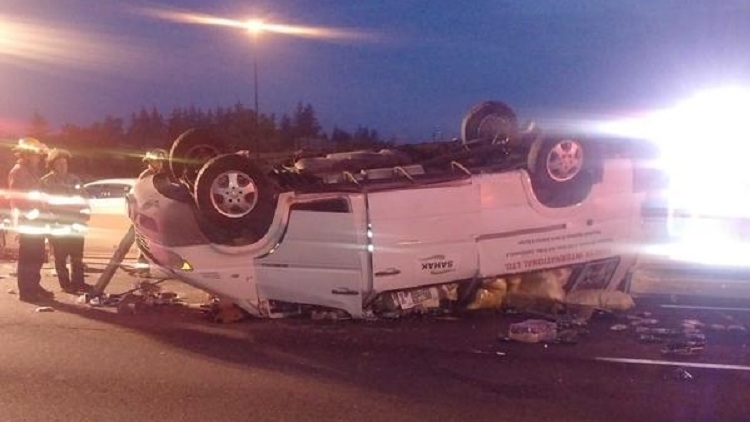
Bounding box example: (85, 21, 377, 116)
(128, 101, 647, 318)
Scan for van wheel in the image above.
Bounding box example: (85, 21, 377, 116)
(461, 101, 518, 147)
(527, 137, 597, 206)
(194, 153, 279, 241)
(170, 127, 229, 187)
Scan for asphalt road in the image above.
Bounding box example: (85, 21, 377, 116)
(0, 261, 749, 422)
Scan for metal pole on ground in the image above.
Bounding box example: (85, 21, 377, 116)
(93, 225, 136, 295)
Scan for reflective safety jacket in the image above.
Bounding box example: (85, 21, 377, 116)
(40, 171, 89, 235)
(6, 160, 48, 232)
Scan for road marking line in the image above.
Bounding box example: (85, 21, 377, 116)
(660, 304, 750, 312)
(596, 357, 750, 372)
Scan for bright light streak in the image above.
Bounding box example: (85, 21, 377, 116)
(0, 21, 11, 50)
(0, 15, 141, 70)
(139, 7, 376, 42)
(245, 19, 265, 35)
(645, 238, 750, 268)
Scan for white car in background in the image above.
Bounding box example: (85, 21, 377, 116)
(82, 178, 137, 262)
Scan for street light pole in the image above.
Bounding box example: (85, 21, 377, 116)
(252, 33, 260, 159)
(245, 19, 269, 159)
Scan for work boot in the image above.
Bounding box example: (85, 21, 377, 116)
(35, 287, 55, 299)
(19, 291, 53, 304)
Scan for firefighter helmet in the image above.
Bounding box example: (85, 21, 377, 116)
(46, 148, 72, 166)
(143, 148, 168, 162)
(12, 137, 48, 155)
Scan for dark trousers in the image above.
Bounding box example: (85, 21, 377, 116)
(17, 233, 46, 295)
(49, 236, 85, 288)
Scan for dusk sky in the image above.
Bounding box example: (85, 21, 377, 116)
(2, 0, 750, 141)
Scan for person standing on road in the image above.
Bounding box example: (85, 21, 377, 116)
(41, 148, 91, 294)
(8, 137, 54, 303)
(139, 148, 168, 179)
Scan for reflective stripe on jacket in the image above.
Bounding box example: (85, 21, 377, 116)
(40, 171, 89, 226)
(8, 160, 42, 212)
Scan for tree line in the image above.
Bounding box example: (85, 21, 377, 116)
(6, 102, 390, 181)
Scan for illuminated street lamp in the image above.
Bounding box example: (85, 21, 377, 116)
(141, 8, 371, 154)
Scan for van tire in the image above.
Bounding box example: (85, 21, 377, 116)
(169, 127, 230, 187)
(461, 101, 518, 147)
(194, 153, 279, 241)
(527, 137, 598, 206)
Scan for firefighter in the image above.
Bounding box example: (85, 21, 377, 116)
(41, 148, 91, 293)
(8, 137, 53, 303)
(139, 148, 168, 179)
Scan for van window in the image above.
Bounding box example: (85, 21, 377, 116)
(290, 198, 350, 213)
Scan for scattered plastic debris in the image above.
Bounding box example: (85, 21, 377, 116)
(683, 332, 706, 342)
(508, 319, 557, 343)
(665, 367, 694, 381)
(610, 324, 629, 331)
(625, 314, 641, 321)
(682, 319, 704, 329)
(728, 324, 747, 333)
(661, 340, 705, 356)
(374, 284, 458, 317)
(638, 334, 663, 344)
(34, 306, 54, 313)
(470, 349, 507, 357)
(636, 327, 680, 337)
(556, 314, 589, 330)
